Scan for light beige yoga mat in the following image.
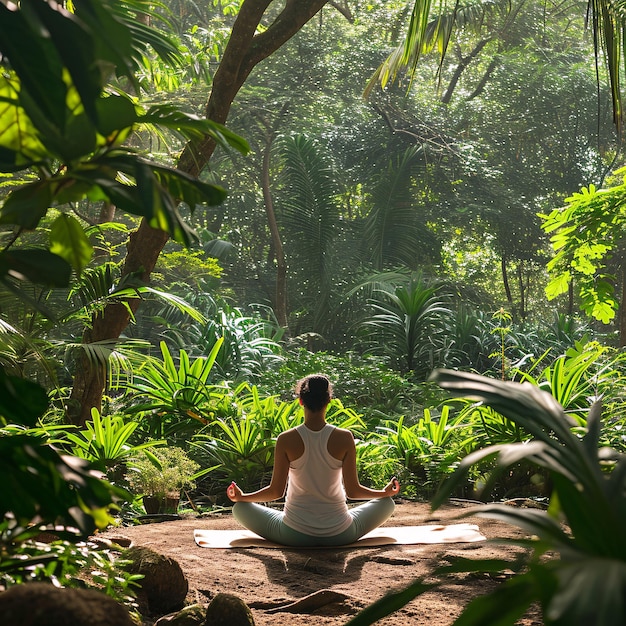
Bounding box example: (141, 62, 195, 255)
(193, 524, 486, 549)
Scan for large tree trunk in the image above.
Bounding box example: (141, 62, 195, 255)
(67, 0, 329, 425)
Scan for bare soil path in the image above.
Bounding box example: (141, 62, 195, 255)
(101, 500, 543, 626)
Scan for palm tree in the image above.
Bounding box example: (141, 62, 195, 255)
(361, 146, 441, 270)
(359, 273, 452, 377)
(278, 134, 341, 335)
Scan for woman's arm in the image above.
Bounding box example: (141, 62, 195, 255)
(226, 433, 291, 503)
(340, 431, 401, 500)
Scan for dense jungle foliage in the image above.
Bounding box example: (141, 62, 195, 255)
(1, 0, 626, 624)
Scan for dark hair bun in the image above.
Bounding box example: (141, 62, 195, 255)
(295, 374, 333, 411)
(307, 375, 329, 393)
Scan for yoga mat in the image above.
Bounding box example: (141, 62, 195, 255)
(193, 523, 486, 549)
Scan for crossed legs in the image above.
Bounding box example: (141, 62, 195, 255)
(232, 498, 395, 547)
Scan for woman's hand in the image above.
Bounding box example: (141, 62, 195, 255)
(226, 481, 243, 502)
(383, 476, 401, 496)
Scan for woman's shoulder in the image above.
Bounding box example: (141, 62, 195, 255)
(277, 426, 307, 448)
(277, 427, 305, 461)
(277, 426, 302, 441)
(329, 426, 354, 443)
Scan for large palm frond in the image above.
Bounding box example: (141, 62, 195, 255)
(278, 134, 340, 329)
(588, 0, 625, 131)
(371, 0, 626, 134)
(365, 0, 503, 97)
(361, 145, 439, 270)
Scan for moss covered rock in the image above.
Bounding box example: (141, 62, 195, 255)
(0, 582, 134, 626)
(204, 593, 255, 626)
(123, 545, 188, 614)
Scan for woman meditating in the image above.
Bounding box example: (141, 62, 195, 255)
(226, 374, 400, 546)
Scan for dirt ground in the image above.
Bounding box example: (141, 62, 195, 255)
(100, 499, 544, 626)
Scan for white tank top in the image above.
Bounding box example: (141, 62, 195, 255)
(283, 423, 352, 536)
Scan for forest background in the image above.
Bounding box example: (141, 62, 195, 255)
(2, 0, 626, 625)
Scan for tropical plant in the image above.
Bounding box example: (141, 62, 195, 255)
(187, 305, 284, 382)
(59, 408, 165, 481)
(513, 341, 620, 421)
(541, 169, 626, 330)
(438, 306, 495, 373)
(278, 134, 341, 334)
(0, 365, 126, 536)
(126, 446, 201, 500)
(537, 313, 594, 353)
(0, 0, 245, 285)
(0, 366, 129, 602)
(0, 257, 210, 405)
(0, 431, 126, 543)
(123, 338, 231, 442)
(489, 308, 514, 380)
(195, 414, 276, 493)
(0, 539, 142, 616)
(376, 405, 475, 498)
(347, 369, 626, 625)
(193, 386, 305, 493)
(361, 146, 439, 271)
(358, 274, 452, 377)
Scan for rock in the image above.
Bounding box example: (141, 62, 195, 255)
(264, 589, 352, 614)
(123, 545, 188, 614)
(204, 593, 255, 626)
(155, 603, 206, 625)
(0, 582, 134, 626)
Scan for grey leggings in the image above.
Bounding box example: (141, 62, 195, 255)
(232, 498, 395, 547)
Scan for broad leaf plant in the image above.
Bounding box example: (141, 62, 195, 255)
(0, 0, 247, 292)
(347, 368, 626, 626)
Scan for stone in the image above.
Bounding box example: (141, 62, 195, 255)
(123, 545, 188, 614)
(155, 603, 206, 625)
(204, 593, 255, 626)
(0, 582, 134, 626)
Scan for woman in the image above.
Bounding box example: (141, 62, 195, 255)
(226, 374, 400, 546)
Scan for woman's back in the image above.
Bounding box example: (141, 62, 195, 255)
(283, 424, 352, 536)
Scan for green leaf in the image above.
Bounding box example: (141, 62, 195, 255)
(27, 0, 102, 125)
(0, 367, 49, 426)
(547, 558, 626, 626)
(95, 94, 138, 137)
(0, 249, 72, 287)
(545, 272, 572, 300)
(73, 0, 145, 87)
(49, 213, 94, 276)
(53, 111, 98, 160)
(139, 105, 250, 154)
(71, 168, 144, 215)
(0, 78, 52, 163)
(150, 162, 227, 207)
(0, 2, 68, 132)
(0, 181, 52, 229)
(451, 571, 538, 626)
(0, 146, 36, 172)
